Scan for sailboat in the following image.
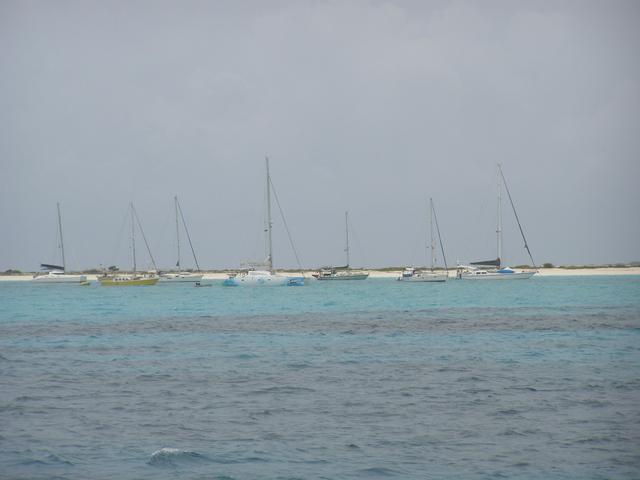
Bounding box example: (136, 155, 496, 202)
(32, 202, 87, 283)
(457, 164, 537, 280)
(398, 198, 448, 282)
(313, 211, 369, 280)
(223, 158, 304, 286)
(98, 203, 159, 286)
(159, 196, 203, 283)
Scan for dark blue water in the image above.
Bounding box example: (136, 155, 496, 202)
(1, 276, 639, 479)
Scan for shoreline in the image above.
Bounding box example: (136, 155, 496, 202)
(1, 267, 639, 282)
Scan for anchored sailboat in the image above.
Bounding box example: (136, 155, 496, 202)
(457, 164, 536, 280)
(223, 158, 304, 286)
(313, 211, 369, 280)
(32, 202, 87, 283)
(159, 196, 203, 283)
(398, 198, 448, 282)
(98, 203, 159, 286)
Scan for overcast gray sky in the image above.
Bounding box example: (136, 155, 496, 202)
(1, 0, 639, 271)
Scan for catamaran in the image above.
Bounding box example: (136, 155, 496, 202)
(457, 164, 537, 280)
(313, 211, 369, 280)
(159, 196, 203, 283)
(398, 198, 448, 282)
(224, 158, 304, 286)
(98, 203, 159, 286)
(32, 202, 87, 283)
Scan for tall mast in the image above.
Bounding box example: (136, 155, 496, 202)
(56, 202, 66, 271)
(430, 198, 435, 270)
(176, 197, 201, 272)
(130, 202, 136, 273)
(432, 199, 449, 272)
(174, 196, 180, 269)
(345, 211, 350, 268)
(265, 157, 273, 272)
(499, 164, 537, 270)
(496, 163, 503, 265)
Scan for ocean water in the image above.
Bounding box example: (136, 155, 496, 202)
(1, 276, 639, 480)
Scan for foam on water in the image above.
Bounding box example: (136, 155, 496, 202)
(148, 448, 208, 466)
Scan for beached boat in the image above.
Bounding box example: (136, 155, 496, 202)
(313, 212, 369, 281)
(32, 203, 87, 284)
(398, 198, 448, 282)
(457, 164, 537, 280)
(159, 196, 203, 283)
(99, 203, 159, 286)
(224, 158, 304, 287)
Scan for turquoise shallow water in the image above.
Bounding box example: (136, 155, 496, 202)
(1, 276, 639, 479)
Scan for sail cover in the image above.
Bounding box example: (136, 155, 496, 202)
(40, 263, 64, 272)
(470, 258, 501, 268)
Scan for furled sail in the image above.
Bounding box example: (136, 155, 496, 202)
(40, 263, 64, 272)
(470, 258, 501, 268)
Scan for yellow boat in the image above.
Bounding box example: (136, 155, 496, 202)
(99, 202, 160, 287)
(98, 274, 158, 286)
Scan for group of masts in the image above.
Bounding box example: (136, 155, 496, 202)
(34, 162, 536, 285)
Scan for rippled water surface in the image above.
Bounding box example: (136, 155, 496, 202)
(1, 276, 639, 479)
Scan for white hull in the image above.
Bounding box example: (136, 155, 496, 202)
(159, 273, 204, 283)
(459, 271, 535, 280)
(32, 273, 87, 283)
(314, 272, 369, 281)
(398, 273, 447, 282)
(224, 271, 304, 286)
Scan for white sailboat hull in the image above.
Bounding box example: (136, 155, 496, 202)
(223, 271, 304, 286)
(314, 272, 369, 281)
(32, 272, 87, 283)
(159, 273, 204, 283)
(398, 272, 448, 282)
(459, 271, 535, 280)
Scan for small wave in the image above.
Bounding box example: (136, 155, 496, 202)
(233, 353, 258, 360)
(148, 447, 209, 467)
(286, 362, 311, 369)
(492, 408, 521, 416)
(251, 386, 315, 395)
(356, 466, 401, 476)
(20, 453, 74, 467)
